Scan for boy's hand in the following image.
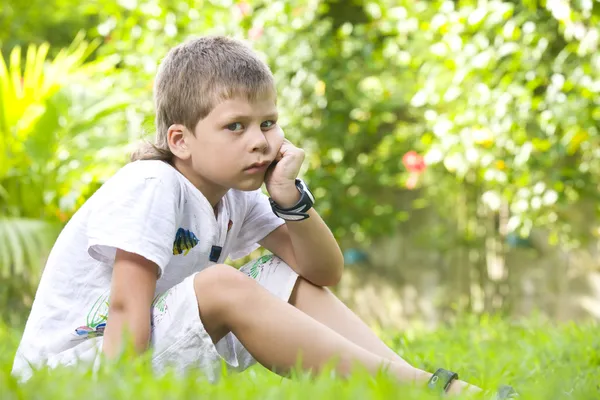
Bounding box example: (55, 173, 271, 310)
(265, 139, 305, 208)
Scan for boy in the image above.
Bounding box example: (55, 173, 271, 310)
(12, 36, 513, 398)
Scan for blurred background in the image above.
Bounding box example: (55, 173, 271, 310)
(1, 0, 599, 332)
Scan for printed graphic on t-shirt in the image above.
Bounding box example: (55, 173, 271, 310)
(150, 289, 172, 331)
(72, 290, 110, 340)
(172, 227, 199, 256)
(73, 290, 175, 340)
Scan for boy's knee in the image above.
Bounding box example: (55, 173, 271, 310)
(193, 264, 254, 308)
(192, 264, 255, 341)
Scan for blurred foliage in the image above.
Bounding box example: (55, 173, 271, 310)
(75, 0, 600, 248)
(0, 1, 98, 55)
(1, 0, 600, 318)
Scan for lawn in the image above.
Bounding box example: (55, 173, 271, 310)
(1, 314, 598, 399)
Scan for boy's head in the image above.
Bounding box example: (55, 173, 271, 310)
(132, 36, 283, 196)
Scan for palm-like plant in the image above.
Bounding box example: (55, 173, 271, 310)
(0, 32, 128, 308)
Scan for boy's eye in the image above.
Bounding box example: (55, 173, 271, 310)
(261, 120, 276, 129)
(226, 122, 243, 131)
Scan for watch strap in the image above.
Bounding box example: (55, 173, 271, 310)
(269, 179, 315, 221)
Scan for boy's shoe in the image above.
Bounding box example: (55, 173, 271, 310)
(426, 367, 518, 399)
(493, 385, 519, 399)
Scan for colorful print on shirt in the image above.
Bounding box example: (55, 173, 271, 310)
(172, 227, 199, 256)
(73, 290, 175, 340)
(72, 291, 109, 340)
(150, 289, 172, 331)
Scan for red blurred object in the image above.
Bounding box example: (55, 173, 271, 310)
(248, 26, 264, 40)
(234, 2, 252, 17)
(402, 151, 426, 173)
(405, 172, 419, 190)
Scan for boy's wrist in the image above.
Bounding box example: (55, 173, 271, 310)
(268, 179, 315, 221)
(268, 183, 301, 209)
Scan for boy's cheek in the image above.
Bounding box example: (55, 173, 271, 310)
(272, 125, 284, 138)
(270, 128, 285, 149)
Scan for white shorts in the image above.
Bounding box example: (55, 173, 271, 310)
(148, 254, 298, 381)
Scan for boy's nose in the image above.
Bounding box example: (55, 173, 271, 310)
(250, 128, 269, 152)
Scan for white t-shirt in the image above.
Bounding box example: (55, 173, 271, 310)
(12, 159, 284, 380)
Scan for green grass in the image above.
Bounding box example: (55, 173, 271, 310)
(1, 314, 598, 399)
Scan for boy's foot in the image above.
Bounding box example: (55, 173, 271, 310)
(427, 368, 518, 398)
(493, 385, 519, 399)
(447, 381, 518, 399)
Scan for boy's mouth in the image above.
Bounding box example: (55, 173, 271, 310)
(244, 160, 271, 173)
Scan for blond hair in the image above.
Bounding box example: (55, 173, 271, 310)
(131, 36, 276, 162)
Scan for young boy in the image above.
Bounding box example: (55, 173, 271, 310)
(12, 36, 513, 398)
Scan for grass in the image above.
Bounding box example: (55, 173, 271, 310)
(1, 314, 598, 399)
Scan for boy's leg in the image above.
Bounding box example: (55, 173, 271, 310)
(289, 277, 413, 367)
(290, 277, 487, 394)
(288, 277, 479, 394)
(196, 264, 415, 379)
(193, 264, 479, 395)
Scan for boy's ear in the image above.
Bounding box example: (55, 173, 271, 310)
(167, 124, 191, 160)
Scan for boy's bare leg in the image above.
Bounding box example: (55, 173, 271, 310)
(194, 265, 419, 381)
(288, 277, 481, 395)
(289, 277, 413, 366)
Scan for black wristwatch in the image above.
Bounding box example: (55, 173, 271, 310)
(269, 179, 315, 221)
(427, 368, 459, 393)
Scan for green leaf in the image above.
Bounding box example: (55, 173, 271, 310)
(0, 218, 56, 279)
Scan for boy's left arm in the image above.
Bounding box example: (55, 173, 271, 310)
(258, 139, 344, 287)
(259, 209, 344, 287)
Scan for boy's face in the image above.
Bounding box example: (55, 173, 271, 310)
(181, 93, 283, 196)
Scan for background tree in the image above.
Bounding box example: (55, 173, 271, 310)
(1, 0, 599, 324)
